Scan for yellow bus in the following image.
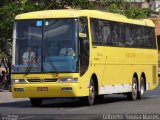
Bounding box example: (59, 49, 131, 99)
(12, 10, 158, 106)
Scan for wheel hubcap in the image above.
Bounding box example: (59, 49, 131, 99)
(89, 85, 94, 100)
(132, 82, 137, 96)
(140, 84, 144, 95)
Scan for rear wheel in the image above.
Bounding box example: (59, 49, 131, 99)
(79, 79, 96, 106)
(137, 77, 145, 99)
(127, 76, 138, 100)
(30, 98, 43, 107)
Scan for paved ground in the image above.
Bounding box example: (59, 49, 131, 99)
(0, 91, 28, 103)
(0, 85, 160, 120)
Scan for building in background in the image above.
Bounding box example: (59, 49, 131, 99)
(126, 0, 160, 12)
(142, 0, 150, 9)
(90, 0, 160, 12)
(151, 18, 160, 49)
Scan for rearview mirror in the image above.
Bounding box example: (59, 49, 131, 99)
(79, 33, 87, 38)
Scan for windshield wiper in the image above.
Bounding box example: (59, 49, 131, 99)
(24, 57, 34, 76)
(46, 58, 59, 74)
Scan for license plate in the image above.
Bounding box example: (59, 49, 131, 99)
(37, 87, 48, 91)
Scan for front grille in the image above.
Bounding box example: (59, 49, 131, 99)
(27, 79, 40, 82)
(44, 79, 58, 82)
(27, 79, 58, 83)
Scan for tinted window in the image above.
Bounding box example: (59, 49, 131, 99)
(90, 18, 156, 49)
(111, 22, 124, 46)
(90, 19, 103, 45)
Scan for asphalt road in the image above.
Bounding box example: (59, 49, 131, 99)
(0, 85, 160, 120)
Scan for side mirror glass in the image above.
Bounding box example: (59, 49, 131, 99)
(79, 33, 87, 38)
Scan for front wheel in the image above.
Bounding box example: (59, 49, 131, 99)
(127, 77, 138, 100)
(30, 98, 43, 107)
(79, 79, 96, 106)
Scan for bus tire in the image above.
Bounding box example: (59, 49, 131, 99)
(30, 98, 43, 107)
(137, 77, 145, 99)
(79, 79, 96, 106)
(127, 76, 138, 100)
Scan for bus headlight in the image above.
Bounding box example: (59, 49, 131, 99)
(58, 78, 78, 83)
(12, 79, 26, 84)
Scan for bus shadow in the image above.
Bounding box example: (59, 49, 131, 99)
(40, 95, 152, 108)
(0, 95, 150, 108)
(42, 96, 128, 108)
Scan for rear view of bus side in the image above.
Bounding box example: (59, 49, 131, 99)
(12, 10, 158, 106)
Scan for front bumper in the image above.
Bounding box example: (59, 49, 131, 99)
(12, 83, 83, 98)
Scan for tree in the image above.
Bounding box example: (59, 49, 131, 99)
(103, 0, 152, 19)
(108, 3, 120, 13)
(0, 0, 155, 53)
(124, 7, 150, 19)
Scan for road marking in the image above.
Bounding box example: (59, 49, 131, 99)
(66, 107, 89, 112)
(147, 95, 160, 98)
(19, 116, 35, 120)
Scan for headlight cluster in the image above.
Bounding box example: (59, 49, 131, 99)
(58, 77, 78, 83)
(12, 79, 26, 84)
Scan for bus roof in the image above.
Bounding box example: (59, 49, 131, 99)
(15, 9, 155, 27)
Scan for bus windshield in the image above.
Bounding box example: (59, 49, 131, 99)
(12, 18, 78, 73)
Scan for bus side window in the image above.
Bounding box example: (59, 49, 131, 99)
(148, 28, 156, 49)
(125, 24, 134, 46)
(90, 18, 103, 45)
(79, 17, 90, 76)
(102, 26, 111, 45)
(111, 22, 119, 45)
(102, 20, 111, 45)
(119, 23, 125, 46)
(79, 18, 88, 34)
